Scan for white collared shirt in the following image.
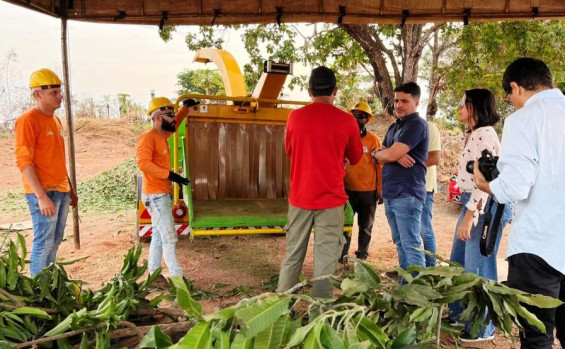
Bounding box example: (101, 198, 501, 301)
(490, 88, 565, 274)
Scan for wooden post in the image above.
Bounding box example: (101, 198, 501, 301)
(61, 13, 80, 249)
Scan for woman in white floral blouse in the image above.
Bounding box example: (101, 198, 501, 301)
(448, 89, 512, 342)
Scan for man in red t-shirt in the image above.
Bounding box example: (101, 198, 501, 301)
(277, 66, 362, 298)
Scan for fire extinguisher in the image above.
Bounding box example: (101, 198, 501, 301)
(172, 201, 187, 219)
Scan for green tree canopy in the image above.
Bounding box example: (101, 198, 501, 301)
(176, 69, 226, 96)
(164, 20, 565, 120)
(179, 23, 443, 115)
(439, 20, 565, 122)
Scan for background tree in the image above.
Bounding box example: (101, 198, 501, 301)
(178, 23, 443, 114)
(176, 69, 225, 96)
(438, 20, 565, 122)
(166, 21, 565, 119)
(0, 50, 30, 127)
(420, 26, 459, 121)
(118, 93, 131, 115)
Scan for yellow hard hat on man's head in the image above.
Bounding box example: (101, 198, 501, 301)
(29, 69, 62, 89)
(147, 97, 175, 116)
(351, 101, 374, 122)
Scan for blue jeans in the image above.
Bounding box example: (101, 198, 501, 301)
(384, 193, 425, 270)
(449, 191, 512, 338)
(420, 191, 436, 267)
(26, 191, 70, 277)
(142, 193, 183, 277)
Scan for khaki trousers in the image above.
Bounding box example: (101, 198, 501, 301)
(277, 204, 345, 298)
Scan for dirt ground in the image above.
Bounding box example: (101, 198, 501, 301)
(0, 120, 560, 349)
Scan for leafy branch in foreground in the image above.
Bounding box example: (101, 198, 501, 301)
(0, 234, 204, 347)
(143, 253, 562, 348)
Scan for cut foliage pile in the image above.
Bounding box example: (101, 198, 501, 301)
(1, 234, 561, 348)
(142, 253, 562, 348)
(0, 157, 138, 215)
(0, 234, 195, 348)
(76, 157, 138, 213)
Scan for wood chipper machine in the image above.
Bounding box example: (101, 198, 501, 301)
(136, 48, 355, 239)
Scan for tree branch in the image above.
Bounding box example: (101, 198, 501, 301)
(109, 321, 195, 341)
(339, 24, 395, 113)
(0, 288, 24, 308)
(416, 23, 443, 54)
(283, 273, 337, 294)
(13, 322, 110, 348)
(15, 320, 197, 349)
(133, 307, 187, 318)
(0, 302, 58, 314)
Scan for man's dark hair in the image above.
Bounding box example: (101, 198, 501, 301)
(310, 87, 335, 97)
(309, 66, 336, 97)
(394, 82, 421, 98)
(502, 58, 553, 94)
(464, 88, 500, 129)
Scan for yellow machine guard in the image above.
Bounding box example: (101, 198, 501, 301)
(193, 48, 247, 100)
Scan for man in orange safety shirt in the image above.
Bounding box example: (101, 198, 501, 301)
(14, 68, 78, 276)
(137, 97, 198, 287)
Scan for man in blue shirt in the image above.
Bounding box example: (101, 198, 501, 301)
(475, 58, 565, 349)
(373, 82, 429, 270)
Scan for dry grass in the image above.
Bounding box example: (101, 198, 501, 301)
(437, 130, 464, 185)
(69, 118, 148, 146)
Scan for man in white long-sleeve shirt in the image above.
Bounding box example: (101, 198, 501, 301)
(474, 57, 564, 349)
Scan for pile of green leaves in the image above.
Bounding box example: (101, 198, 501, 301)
(77, 157, 137, 212)
(142, 254, 563, 348)
(0, 234, 164, 347)
(0, 157, 138, 215)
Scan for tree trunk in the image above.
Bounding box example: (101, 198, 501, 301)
(340, 24, 442, 115)
(401, 24, 424, 83)
(340, 24, 395, 115)
(425, 26, 458, 121)
(427, 30, 440, 121)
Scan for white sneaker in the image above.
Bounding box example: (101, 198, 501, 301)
(460, 334, 495, 343)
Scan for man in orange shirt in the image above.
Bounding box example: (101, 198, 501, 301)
(137, 97, 197, 286)
(14, 68, 78, 276)
(340, 102, 382, 261)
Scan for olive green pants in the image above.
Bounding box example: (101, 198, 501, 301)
(277, 204, 345, 298)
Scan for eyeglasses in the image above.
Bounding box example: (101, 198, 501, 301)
(458, 99, 466, 109)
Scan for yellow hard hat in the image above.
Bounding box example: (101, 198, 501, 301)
(147, 97, 174, 116)
(29, 68, 62, 89)
(351, 101, 374, 122)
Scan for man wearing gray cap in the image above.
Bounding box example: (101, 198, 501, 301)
(277, 66, 363, 298)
